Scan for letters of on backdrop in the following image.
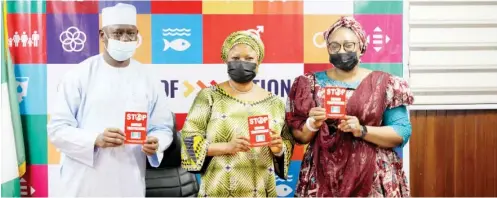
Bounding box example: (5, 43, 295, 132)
(6, 0, 404, 197)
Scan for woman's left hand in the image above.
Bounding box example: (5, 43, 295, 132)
(338, 115, 362, 137)
(269, 130, 283, 154)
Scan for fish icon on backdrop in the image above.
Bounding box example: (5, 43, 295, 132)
(276, 184, 293, 197)
(163, 38, 191, 51)
(162, 28, 191, 51)
(275, 174, 294, 197)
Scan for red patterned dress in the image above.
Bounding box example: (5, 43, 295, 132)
(286, 71, 414, 197)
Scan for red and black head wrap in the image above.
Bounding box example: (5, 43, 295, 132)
(323, 16, 368, 54)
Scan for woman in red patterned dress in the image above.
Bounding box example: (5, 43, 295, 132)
(286, 16, 414, 197)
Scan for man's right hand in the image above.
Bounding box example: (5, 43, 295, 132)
(95, 128, 126, 148)
(308, 107, 327, 128)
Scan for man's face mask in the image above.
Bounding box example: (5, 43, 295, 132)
(329, 52, 359, 72)
(104, 32, 141, 61)
(227, 60, 257, 83)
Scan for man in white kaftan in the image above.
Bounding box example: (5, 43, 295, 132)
(47, 3, 174, 197)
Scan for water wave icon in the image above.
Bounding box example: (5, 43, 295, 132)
(162, 28, 191, 36)
(275, 174, 293, 182)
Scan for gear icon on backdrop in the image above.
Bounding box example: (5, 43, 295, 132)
(59, 26, 87, 52)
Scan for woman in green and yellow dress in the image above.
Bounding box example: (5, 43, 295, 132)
(180, 30, 294, 197)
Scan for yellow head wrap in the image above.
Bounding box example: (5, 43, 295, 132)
(221, 30, 265, 64)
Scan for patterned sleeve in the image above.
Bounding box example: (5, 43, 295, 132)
(274, 101, 295, 180)
(180, 88, 213, 173)
(383, 106, 412, 147)
(385, 75, 414, 109)
(285, 74, 316, 136)
(384, 75, 414, 147)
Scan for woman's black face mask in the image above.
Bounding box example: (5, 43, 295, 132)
(227, 60, 257, 83)
(329, 52, 359, 72)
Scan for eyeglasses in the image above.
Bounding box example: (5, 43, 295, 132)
(107, 31, 138, 40)
(328, 41, 357, 53)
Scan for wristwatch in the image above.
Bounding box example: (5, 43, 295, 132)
(359, 125, 368, 139)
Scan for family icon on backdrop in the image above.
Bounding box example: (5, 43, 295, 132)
(47, 2, 414, 198)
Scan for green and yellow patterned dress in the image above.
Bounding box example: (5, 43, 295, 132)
(180, 86, 294, 197)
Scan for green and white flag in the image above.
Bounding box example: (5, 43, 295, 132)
(1, 13, 27, 197)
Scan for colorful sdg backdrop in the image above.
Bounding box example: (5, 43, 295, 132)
(6, 0, 406, 197)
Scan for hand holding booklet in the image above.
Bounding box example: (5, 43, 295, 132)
(323, 86, 347, 119)
(248, 115, 271, 147)
(124, 112, 148, 144)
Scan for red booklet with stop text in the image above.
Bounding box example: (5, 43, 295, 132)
(323, 86, 347, 119)
(248, 115, 271, 147)
(124, 112, 148, 144)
